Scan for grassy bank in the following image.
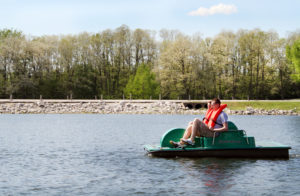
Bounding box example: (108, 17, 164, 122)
(223, 101, 300, 113)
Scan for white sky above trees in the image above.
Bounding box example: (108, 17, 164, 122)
(0, 0, 299, 38)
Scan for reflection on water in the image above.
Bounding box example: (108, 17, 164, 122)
(290, 154, 300, 158)
(194, 159, 239, 193)
(174, 158, 256, 194)
(0, 114, 299, 195)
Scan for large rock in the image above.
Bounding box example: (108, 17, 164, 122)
(119, 101, 126, 107)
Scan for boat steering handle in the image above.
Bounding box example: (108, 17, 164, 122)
(243, 130, 249, 144)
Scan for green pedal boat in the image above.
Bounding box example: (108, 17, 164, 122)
(144, 121, 291, 158)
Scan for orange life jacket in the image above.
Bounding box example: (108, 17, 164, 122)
(203, 108, 213, 125)
(203, 104, 227, 128)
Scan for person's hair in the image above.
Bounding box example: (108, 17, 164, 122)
(211, 98, 221, 105)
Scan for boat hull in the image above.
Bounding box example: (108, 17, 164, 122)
(145, 147, 291, 159)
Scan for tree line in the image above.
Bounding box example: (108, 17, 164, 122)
(0, 25, 299, 99)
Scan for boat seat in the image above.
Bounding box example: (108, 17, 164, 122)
(200, 130, 256, 148)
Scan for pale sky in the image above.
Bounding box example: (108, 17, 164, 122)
(0, 0, 299, 38)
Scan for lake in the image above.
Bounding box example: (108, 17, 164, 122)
(0, 114, 299, 195)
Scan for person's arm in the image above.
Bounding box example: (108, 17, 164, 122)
(211, 122, 228, 132)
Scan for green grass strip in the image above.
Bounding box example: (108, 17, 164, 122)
(223, 101, 300, 112)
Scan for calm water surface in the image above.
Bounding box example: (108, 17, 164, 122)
(0, 114, 299, 195)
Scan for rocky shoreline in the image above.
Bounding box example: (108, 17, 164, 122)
(0, 100, 298, 115)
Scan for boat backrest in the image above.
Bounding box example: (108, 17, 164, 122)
(228, 121, 238, 131)
(160, 128, 185, 148)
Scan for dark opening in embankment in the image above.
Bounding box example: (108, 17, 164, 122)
(183, 102, 208, 110)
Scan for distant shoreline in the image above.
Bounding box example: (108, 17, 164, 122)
(1, 99, 299, 102)
(0, 99, 299, 115)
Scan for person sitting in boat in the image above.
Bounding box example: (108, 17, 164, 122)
(171, 98, 228, 147)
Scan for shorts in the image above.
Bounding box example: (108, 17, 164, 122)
(195, 120, 218, 138)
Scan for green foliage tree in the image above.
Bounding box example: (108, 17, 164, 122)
(158, 34, 194, 99)
(287, 39, 300, 82)
(125, 64, 159, 99)
(72, 64, 96, 99)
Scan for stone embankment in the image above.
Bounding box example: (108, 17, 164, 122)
(0, 100, 298, 115)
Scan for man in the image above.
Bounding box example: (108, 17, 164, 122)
(171, 98, 228, 147)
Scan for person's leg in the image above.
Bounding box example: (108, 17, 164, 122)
(190, 119, 201, 142)
(171, 122, 195, 147)
(190, 118, 215, 141)
(182, 121, 193, 139)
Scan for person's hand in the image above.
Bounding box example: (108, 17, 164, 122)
(209, 126, 214, 131)
(207, 101, 211, 109)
